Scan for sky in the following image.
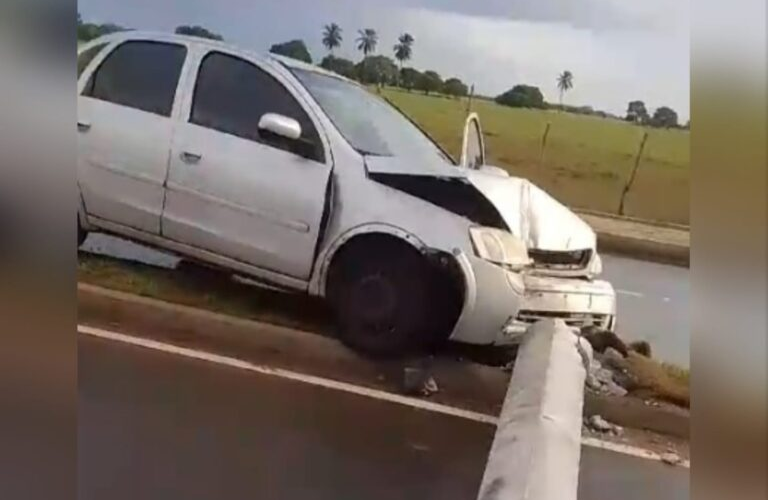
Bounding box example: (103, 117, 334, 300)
(78, 0, 690, 120)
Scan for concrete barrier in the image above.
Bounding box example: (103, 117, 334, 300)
(476, 319, 589, 500)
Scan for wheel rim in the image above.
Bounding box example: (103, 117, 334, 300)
(349, 273, 399, 336)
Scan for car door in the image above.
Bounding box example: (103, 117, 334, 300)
(460, 112, 486, 169)
(77, 39, 188, 234)
(162, 50, 332, 281)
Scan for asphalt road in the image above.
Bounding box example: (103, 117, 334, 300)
(79, 334, 689, 500)
(602, 254, 690, 367)
(82, 234, 691, 367)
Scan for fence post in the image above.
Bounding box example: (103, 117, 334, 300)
(618, 131, 649, 216)
(466, 84, 475, 115)
(539, 122, 552, 167)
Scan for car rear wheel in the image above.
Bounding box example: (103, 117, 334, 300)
(327, 240, 436, 358)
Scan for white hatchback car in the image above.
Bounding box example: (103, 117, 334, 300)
(77, 32, 616, 356)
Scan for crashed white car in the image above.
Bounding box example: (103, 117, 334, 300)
(77, 32, 616, 356)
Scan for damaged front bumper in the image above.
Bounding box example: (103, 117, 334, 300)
(447, 251, 616, 345)
(501, 274, 616, 342)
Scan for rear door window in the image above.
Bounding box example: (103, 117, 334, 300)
(83, 41, 187, 117)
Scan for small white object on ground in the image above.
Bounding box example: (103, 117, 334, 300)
(661, 452, 683, 466)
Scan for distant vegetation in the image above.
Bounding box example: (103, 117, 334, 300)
(175, 25, 223, 41)
(269, 39, 313, 64)
(77, 12, 126, 42)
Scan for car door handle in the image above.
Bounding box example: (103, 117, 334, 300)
(180, 151, 202, 164)
(77, 121, 91, 132)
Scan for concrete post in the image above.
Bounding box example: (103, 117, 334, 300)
(476, 319, 589, 500)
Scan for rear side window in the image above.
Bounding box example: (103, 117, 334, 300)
(83, 41, 187, 117)
(77, 43, 107, 77)
(190, 52, 324, 162)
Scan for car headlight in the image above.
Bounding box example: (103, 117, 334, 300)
(469, 227, 531, 270)
(587, 253, 603, 278)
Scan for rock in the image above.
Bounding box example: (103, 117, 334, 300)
(421, 376, 439, 396)
(501, 360, 514, 373)
(661, 452, 682, 466)
(612, 370, 638, 391)
(629, 340, 653, 358)
(402, 366, 428, 395)
(600, 347, 629, 371)
(603, 380, 628, 397)
(581, 326, 629, 356)
(595, 367, 615, 385)
(588, 415, 613, 433)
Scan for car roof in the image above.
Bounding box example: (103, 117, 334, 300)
(91, 31, 358, 85)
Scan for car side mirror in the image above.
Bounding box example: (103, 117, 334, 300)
(258, 113, 302, 141)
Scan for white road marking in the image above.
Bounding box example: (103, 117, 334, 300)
(78, 324, 689, 468)
(616, 289, 645, 298)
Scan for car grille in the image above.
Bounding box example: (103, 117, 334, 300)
(528, 249, 592, 270)
(515, 310, 611, 329)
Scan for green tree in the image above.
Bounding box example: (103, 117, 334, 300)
(77, 14, 126, 42)
(269, 39, 313, 64)
(399, 67, 422, 91)
(495, 84, 546, 109)
(556, 70, 574, 107)
(322, 23, 343, 54)
(626, 100, 650, 124)
(442, 77, 468, 98)
(356, 29, 378, 57)
(416, 70, 443, 95)
(651, 106, 679, 128)
(320, 55, 356, 79)
(175, 25, 223, 41)
(393, 33, 414, 69)
(355, 55, 398, 85)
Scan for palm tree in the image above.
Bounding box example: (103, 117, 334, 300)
(356, 28, 378, 57)
(393, 33, 414, 69)
(556, 70, 574, 108)
(322, 23, 342, 54)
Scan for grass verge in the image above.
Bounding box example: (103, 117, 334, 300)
(381, 87, 690, 224)
(79, 251, 689, 407)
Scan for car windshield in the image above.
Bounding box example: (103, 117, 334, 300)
(291, 68, 452, 162)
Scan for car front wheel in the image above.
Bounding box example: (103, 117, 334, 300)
(327, 240, 436, 358)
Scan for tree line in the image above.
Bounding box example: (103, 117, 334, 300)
(270, 24, 471, 98)
(77, 15, 684, 127)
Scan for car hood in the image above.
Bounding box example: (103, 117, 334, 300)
(465, 168, 596, 251)
(365, 157, 595, 251)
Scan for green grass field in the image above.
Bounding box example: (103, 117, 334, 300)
(381, 88, 690, 224)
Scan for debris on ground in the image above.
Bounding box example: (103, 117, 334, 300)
(581, 326, 629, 356)
(585, 357, 630, 397)
(585, 415, 624, 436)
(660, 452, 683, 466)
(629, 340, 653, 357)
(401, 366, 439, 397)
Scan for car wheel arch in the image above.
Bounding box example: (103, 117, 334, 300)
(311, 224, 428, 298)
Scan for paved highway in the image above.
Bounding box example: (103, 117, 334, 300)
(79, 333, 689, 500)
(81, 234, 690, 367)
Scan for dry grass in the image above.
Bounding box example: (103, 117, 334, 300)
(381, 88, 690, 224)
(626, 351, 690, 407)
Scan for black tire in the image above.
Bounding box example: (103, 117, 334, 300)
(327, 240, 436, 358)
(77, 218, 87, 247)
